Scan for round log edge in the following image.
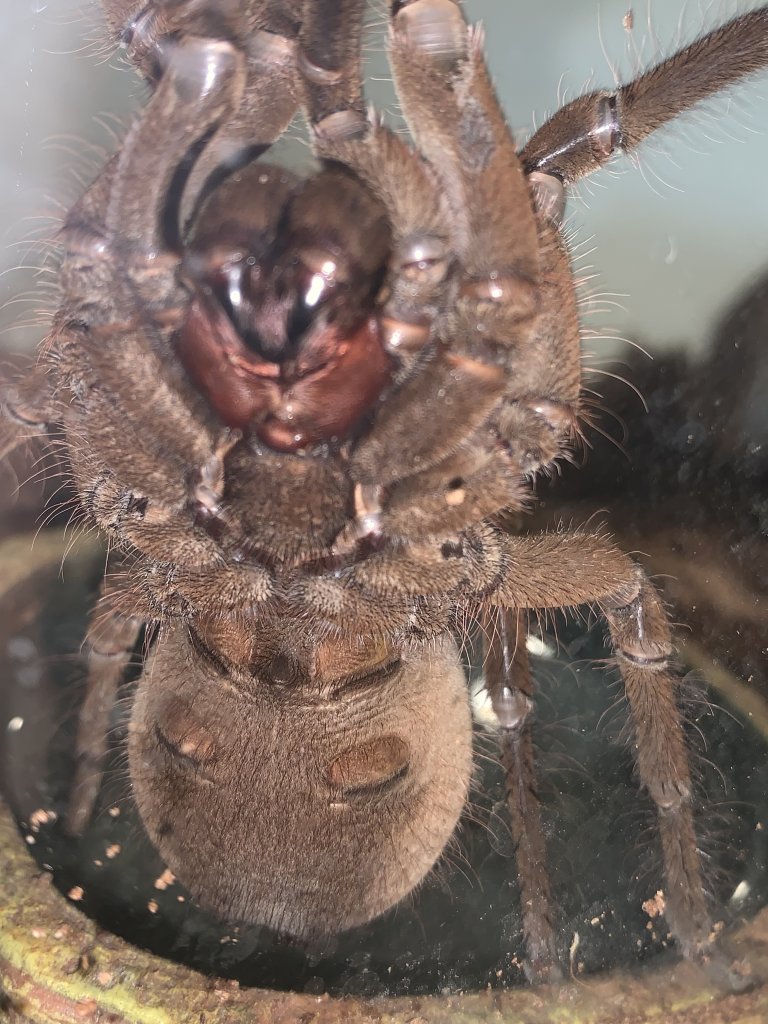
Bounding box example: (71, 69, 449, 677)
(2, 773, 768, 1023)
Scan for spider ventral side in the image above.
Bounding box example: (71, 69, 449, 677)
(3, 0, 768, 987)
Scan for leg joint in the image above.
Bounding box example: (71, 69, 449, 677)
(492, 684, 533, 732)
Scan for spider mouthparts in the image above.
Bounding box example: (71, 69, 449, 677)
(175, 163, 396, 450)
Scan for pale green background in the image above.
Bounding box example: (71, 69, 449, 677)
(1, 0, 767, 359)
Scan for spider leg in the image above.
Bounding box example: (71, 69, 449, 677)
(65, 575, 144, 835)
(389, 0, 588, 464)
(519, 9, 768, 184)
(86, 1, 304, 249)
(297, 0, 366, 137)
(487, 532, 715, 969)
(40, 5, 304, 599)
(0, 364, 56, 460)
(313, 527, 726, 971)
(311, 1, 581, 534)
(388, 0, 538, 286)
(51, 36, 249, 562)
(482, 606, 561, 983)
(106, 35, 246, 253)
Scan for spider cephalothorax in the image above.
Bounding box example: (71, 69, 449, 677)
(3, 0, 768, 985)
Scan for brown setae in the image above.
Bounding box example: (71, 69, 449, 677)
(3, 0, 768, 986)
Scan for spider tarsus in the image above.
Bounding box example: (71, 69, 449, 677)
(693, 944, 758, 995)
(313, 109, 368, 142)
(391, 0, 466, 65)
(527, 172, 566, 226)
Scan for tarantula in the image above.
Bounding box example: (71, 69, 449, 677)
(3, 0, 768, 985)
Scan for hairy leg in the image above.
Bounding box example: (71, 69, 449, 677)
(303, 527, 717, 968)
(297, 0, 366, 136)
(65, 576, 144, 834)
(490, 533, 713, 968)
(482, 606, 561, 983)
(42, 5, 300, 573)
(520, 9, 768, 183)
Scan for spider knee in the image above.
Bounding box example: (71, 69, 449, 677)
(602, 563, 644, 611)
(121, 4, 245, 84)
(652, 778, 693, 811)
(491, 685, 533, 733)
(605, 576, 675, 670)
(611, 607, 674, 671)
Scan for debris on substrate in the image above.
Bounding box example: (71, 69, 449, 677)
(1, 798, 767, 1024)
